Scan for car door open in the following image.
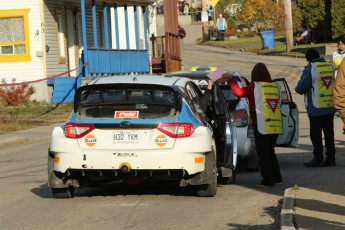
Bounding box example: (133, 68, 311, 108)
(274, 78, 299, 147)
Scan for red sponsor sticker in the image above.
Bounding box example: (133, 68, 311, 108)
(114, 111, 139, 119)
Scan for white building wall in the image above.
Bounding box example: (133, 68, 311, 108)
(112, 5, 138, 50)
(138, 7, 146, 49)
(117, 7, 127, 49)
(127, 6, 136, 49)
(0, 0, 44, 83)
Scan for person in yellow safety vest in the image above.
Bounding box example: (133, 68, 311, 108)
(295, 48, 336, 167)
(223, 63, 283, 187)
(254, 82, 283, 135)
(331, 37, 345, 70)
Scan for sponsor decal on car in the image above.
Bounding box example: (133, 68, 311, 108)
(85, 135, 96, 146)
(113, 153, 138, 157)
(114, 111, 139, 119)
(155, 135, 168, 147)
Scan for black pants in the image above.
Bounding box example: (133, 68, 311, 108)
(218, 30, 225, 41)
(309, 113, 335, 161)
(254, 126, 282, 185)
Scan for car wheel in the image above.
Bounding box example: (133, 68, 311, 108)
(195, 144, 217, 197)
(52, 186, 75, 198)
(218, 168, 236, 184)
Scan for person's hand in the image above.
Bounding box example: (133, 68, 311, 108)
(207, 80, 214, 90)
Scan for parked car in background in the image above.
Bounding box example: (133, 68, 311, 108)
(169, 67, 299, 170)
(48, 75, 237, 198)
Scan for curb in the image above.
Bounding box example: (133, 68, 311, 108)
(280, 188, 297, 230)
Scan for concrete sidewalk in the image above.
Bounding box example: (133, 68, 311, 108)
(294, 186, 345, 230)
(281, 185, 345, 230)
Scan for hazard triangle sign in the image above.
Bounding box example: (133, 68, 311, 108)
(265, 98, 279, 113)
(321, 76, 333, 89)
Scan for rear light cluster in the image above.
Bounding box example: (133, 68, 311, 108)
(64, 122, 194, 139)
(65, 123, 95, 138)
(157, 123, 194, 138)
(230, 109, 249, 127)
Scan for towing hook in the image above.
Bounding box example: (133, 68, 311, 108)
(119, 163, 131, 174)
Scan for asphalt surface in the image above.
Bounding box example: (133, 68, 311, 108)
(1, 22, 344, 230)
(1, 116, 345, 230)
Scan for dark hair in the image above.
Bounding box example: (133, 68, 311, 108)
(251, 63, 272, 82)
(338, 36, 345, 45)
(305, 48, 320, 62)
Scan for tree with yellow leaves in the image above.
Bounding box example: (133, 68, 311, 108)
(236, 0, 284, 32)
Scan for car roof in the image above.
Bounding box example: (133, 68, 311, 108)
(165, 71, 210, 79)
(87, 75, 191, 87)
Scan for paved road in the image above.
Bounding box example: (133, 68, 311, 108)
(1, 27, 345, 230)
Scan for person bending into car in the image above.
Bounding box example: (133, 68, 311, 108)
(222, 63, 283, 187)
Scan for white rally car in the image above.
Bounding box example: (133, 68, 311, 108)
(48, 75, 237, 198)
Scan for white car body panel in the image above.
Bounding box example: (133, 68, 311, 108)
(233, 98, 255, 158)
(276, 102, 299, 147)
(50, 125, 212, 174)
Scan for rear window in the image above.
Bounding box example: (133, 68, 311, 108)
(75, 84, 181, 119)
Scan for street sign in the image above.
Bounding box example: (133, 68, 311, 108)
(201, 12, 208, 22)
(207, 0, 219, 5)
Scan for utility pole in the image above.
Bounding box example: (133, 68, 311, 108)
(284, 0, 293, 52)
(202, 0, 209, 41)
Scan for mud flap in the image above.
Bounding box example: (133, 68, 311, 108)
(48, 149, 78, 188)
(179, 151, 213, 187)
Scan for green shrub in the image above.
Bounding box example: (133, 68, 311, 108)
(237, 31, 256, 38)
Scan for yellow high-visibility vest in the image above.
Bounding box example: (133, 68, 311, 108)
(306, 62, 335, 108)
(254, 82, 283, 135)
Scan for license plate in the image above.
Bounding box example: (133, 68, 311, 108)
(113, 131, 139, 144)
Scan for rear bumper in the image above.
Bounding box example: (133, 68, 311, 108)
(50, 150, 206, 175)
(48, 150, 213, 188)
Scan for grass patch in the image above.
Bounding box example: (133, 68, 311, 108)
(0, 102, 73, 132)
(201, 35, 333, 60)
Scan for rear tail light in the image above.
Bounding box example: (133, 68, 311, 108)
(65, 123, 95, 138)
(230, 109, 248, 127)
(157, 123, 194, 138)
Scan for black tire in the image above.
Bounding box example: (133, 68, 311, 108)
(195, 145, 217, 197)
(52, 186, 75, 198)
(218, 168, 236, 184)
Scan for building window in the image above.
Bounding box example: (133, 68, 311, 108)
(56, 8, 66, 64)
(0, 9, 31, 62)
